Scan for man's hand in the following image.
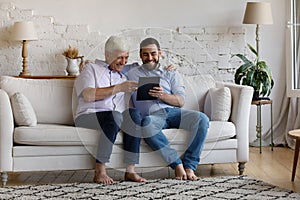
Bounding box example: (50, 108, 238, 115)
(149, 86, 164, 98)
(165, 64, 177, 71)
(80, 59, 93, 72)
(149, 86, 184, 107)
(116, 81, 138, 93)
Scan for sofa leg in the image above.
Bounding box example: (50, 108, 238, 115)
(1, 172, 8, 187)
(238, 162, 245, 175)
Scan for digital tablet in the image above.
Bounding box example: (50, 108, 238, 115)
(136, 76, 160, 101)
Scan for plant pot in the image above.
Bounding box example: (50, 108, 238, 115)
(252, 91, 260, 101)
(252, 91, 270, 101)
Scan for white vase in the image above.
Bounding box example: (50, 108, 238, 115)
(66, 57, 82, 76)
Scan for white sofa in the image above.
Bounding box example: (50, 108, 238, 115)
(0, 75, 253, 186)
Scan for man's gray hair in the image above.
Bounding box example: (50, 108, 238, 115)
(105, 35, 130, 53)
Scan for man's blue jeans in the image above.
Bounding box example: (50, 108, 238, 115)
(75, 108, 142, 165)
(142, 107, 209, 171)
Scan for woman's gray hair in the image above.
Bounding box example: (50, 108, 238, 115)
(105, 35, 130, 53)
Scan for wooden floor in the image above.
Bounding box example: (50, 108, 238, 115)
(5, 146, 300, 193)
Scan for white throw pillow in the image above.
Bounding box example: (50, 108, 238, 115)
(10, 92, 37, 126)
(204, 87, 231, 121)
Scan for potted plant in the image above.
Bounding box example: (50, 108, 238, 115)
(62, 45, 84, 76)
(232, 44, 274, 100)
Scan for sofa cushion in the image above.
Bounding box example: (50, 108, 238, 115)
(14, 121, 235, 146)
(14, 124, 98, 145)
(204, 87, 232, 121)
(10, 92, 37, 127)
(0, 76, 75, 125)
(205, 121, 235, 142)
(162, 121, 235, 144)
(182, 75, 216, 112)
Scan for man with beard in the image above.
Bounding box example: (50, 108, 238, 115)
(126, 37, 209, 180)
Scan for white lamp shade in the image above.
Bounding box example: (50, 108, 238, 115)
(11, 21, 38, 41)
(243, 2, 273, 25)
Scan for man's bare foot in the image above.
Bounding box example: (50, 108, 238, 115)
(185, 168, 198, 180)
(175, 164, 187, 180)
(124, 172, 147, 182)
(93, 163, 114, 184)
(94, 173, 114, 184)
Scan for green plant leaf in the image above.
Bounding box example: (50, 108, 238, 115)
(245, 70, 256, 87)
(232, 53, 252, 64)
(247, 43, 258, 57)
(234, 62, 253, 84)
(236, 62, 253, 73)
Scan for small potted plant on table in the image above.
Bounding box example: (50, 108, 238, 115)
(63, 45, 84, 76)
(233, 44, 274, 100)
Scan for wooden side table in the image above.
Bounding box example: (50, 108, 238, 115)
(14, 75, 77, 80)
(251, 99, 274, 153)
(288, 129, 300, 181)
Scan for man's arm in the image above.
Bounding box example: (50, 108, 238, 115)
(82, 81, 138, 102)
(149, 70, 185, 107)
(149, 86, 184, 107)
(160, 93, 184, 107)
(82, 86, 116, 102)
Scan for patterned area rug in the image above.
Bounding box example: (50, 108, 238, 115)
(0, 176, 299, 199)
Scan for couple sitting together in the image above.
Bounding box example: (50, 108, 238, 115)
(74, 36, 209, 184)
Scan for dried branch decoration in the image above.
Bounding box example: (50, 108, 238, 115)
(62, 45, 79, 59)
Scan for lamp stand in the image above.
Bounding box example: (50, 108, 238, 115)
(19, 40, 31, 76)
(255, 24, 260, 60)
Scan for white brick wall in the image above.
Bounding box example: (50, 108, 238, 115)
(0, 3, 246, 82)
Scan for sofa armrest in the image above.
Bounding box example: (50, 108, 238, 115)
(0, 89, 14, 172)
(216, 81, 254, 162)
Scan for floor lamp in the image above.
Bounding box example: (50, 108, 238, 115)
(12, 21, 38, 76)
(243, 2, 273, 60)
(243, 2, 273, 148)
